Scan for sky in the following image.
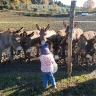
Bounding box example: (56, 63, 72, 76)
(57, 0, 96, 7)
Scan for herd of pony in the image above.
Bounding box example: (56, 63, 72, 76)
(0, 21, 96, 65)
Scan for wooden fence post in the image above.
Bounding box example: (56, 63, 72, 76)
(68, 0, 76, 77)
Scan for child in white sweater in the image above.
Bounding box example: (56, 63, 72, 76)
(39, 43, 57, 89)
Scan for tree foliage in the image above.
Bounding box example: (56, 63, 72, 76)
(0, 0, 32, 9)
(49, 0, 53, 5)
(30, 0, 64, 6)
(54, 1, 64, 7)
(42, 0, 49, 5)
(31, 0, 49, 4)
(0, 0, 67, 10)
(20, 0, 31, 4)
(31, 0, 42, 4)
(0, 0, 10, 9)
(83, 0, 95, 11)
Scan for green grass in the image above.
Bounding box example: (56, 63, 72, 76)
(0, 73, 96, 96)
(0, 75, 42, 96)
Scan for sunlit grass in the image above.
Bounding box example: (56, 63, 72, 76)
(0, 73, 96, 96)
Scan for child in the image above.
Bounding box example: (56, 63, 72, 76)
(39, 43, 57, 89)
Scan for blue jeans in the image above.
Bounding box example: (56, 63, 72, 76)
(42, 72, 56, 87)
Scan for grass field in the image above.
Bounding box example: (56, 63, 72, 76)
(0, 11, 96, 32)
(0, 10, 96, 96)
(0, 66, 96, 96)
(0, 11, 63, 31)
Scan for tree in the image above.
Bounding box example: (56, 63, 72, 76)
(56, 1, 62, 6)
(52, 3, 58, 7)
(0, 0, 10, 9)
(83, 0, 95, 12)
(49, 0, 53, 5)
(21, 0, 31, 4)
(42, 0, 49, 5)
(31, 0, 38, 4)
(9, 0, 20, 5)
(31, 0, 42, 4)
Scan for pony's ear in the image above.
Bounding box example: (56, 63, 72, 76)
(74, 22, 78, 27)
(8, 28, 16, 33)
(63, 21, 67, 28)
(36, 24, 41, 31)
(27, 32, 34, 37)
(13, 27, 24, 34)
(45, 24, 50, 31)
(16, 27, 24, 33)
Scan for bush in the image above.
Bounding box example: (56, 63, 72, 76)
(0, 0, 10, 10)
(33, 8, 38, 12)
(0, 3, 3, 10)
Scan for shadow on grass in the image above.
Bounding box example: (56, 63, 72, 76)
(0, 57, 96, 96)
(72, 64, 96, 76)
(61, 78, 96, 96)
(0, 75, 95, 96)
(0, 58, 41, 74)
